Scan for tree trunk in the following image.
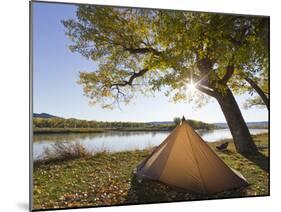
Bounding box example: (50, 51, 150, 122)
(245, 77, 269, 109)
(215, 88, 258, 153)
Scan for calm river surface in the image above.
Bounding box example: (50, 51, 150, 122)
(33, 128, 267, 159)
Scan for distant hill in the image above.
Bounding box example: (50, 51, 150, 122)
(214, 121, 268, 129)
(33, 113, 61, 119)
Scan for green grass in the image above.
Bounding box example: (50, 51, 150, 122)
(33, 133, 269, 210)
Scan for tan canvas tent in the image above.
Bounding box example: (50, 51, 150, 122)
(135, 118, 248, 194)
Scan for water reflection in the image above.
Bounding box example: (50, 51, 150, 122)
(33, 129, 268, 160)
(33, 131, 164, 143)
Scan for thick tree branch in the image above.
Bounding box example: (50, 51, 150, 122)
(196, 58, 220, 92)
(219, 64, 235, 85)
(196, 84, 217, 97)
(245, 77, 269, 109)
(197, 58, 213, 73)
(124, 47, 162, 56)
(111, 68, 149, 87)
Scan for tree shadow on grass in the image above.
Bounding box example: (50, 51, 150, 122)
(242, 151, 269, 173)
(125, 175, 201, 204)
(125, 175, 248, 205)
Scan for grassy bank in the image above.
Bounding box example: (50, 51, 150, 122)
(33, 133, 269, 210)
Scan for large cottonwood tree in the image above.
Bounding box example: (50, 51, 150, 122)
(63, 6, 268, 153)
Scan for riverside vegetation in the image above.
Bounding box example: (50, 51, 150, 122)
(33, 117, 216, 134)
(33, 133, 269, 210)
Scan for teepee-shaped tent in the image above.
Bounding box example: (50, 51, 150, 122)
(135, 117, 248, 194)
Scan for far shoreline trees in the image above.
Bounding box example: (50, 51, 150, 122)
(33, 117, 215, 130)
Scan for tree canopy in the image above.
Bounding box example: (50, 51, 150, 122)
(63, 6, 268, 109)
(63, 6, 269, 153)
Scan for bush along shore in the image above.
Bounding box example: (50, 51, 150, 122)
(33, 133, 269, 210)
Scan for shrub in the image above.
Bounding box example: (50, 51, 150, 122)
(39, 142, 93, 164)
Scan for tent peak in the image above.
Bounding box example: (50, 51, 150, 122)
(180, 116, 186, 125)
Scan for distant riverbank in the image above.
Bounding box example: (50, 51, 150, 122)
(33, 116, 216, 133)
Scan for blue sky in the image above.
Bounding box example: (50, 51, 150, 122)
(32, 2, 268, 123)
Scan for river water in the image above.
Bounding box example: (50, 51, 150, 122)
(33, 128, 268, 159)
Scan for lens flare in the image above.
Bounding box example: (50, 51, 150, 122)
(187, 81, 196, 91)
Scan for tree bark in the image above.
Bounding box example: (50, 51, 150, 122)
(245, 77, 269, 109)
(214, 88, 258, 153)
(196, 58, 258, 153)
